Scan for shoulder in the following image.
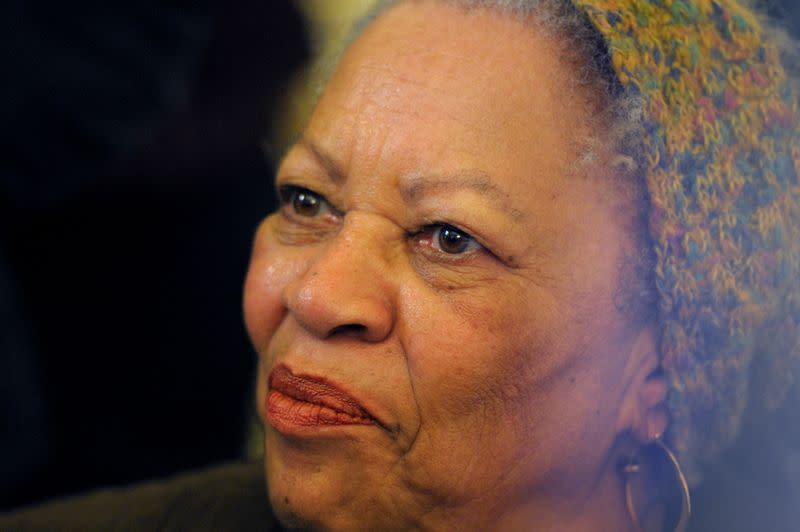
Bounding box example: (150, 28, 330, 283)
(0, 461, 282, 531)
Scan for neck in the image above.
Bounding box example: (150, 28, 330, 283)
(416, 457, 635, 532)
(492, 466, 635, 532)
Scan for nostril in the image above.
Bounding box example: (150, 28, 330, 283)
(327, 323, 367, 338)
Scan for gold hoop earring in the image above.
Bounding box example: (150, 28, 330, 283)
(621, 438, 691, 532)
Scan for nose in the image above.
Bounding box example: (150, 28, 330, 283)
(282, 213, 395, 343)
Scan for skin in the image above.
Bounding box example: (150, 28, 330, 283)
(244, 2, 668, 530)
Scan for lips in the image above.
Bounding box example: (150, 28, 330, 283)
(266, 364, 376, 429)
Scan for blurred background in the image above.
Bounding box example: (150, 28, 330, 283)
(1, 0, 800, 526)
(1, 0, 379, 510)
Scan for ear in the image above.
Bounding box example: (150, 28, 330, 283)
(615, 325, 669, 443)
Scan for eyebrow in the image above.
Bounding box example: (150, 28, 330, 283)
(400, 173, 525, 222)
(297, 137, 346, 185)
(296, 137, 524, 222)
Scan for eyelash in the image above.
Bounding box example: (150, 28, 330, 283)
(277, 184, 484, 257)
(412, 224, 482, 256)
(278, 185, 335, 218)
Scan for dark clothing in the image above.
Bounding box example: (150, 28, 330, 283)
(0, 461, 282, 531)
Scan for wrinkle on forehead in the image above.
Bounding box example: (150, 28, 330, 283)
(336, 10, 561, 92)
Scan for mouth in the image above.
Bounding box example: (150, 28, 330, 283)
(266, 364, 378, 431)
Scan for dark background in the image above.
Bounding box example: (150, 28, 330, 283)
(2, 0, 800, 526)
(1, 0, 307, 510)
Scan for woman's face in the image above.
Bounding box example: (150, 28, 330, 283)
(244, 2, 647, 529)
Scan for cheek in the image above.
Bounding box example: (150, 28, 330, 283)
(397, 280, 630, 496)
(394, 283, 570, 491)
(400, 283, 553, 424)
(243, 223, 309, 352)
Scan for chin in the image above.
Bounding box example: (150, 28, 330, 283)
(266, 476, 367, 532)
(264, 431, 375, 531)
(265, 451, 328, 530)
(269, 500, 317, 532)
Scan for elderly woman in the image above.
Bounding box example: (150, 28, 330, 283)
(3, 0, 799, 531)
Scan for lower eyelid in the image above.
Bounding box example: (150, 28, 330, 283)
(413, 233, 482, 258)
(280, 206, 338, 230)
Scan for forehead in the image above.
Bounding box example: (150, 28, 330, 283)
(303, 1, 597, 197)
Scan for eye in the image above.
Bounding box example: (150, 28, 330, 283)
(426, 224, 480, 255)
(279, 185, 329, 218)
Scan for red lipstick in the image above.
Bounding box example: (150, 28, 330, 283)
(266, 364, 375, 431)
